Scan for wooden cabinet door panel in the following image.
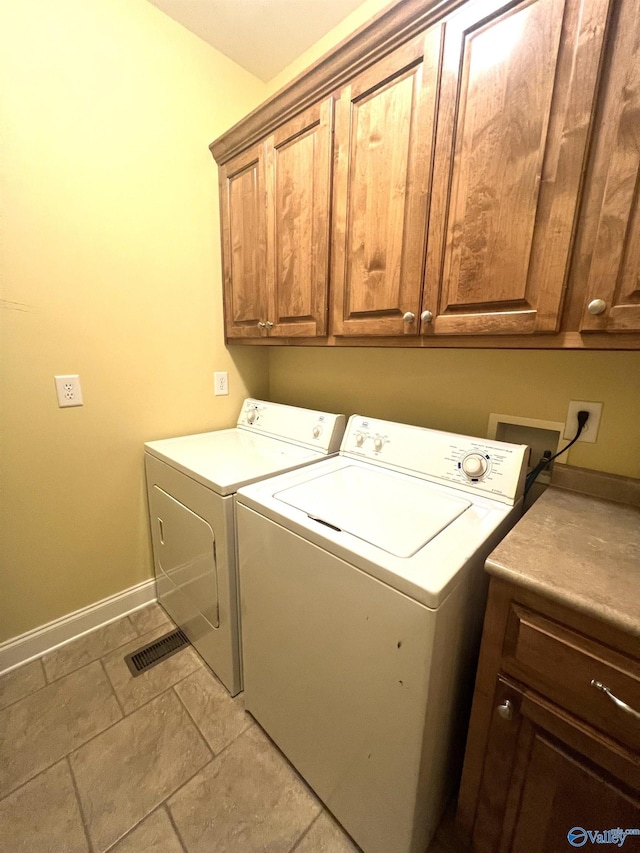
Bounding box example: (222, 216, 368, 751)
(332, 28, 442, 337)
(423, 0, 610, 336)
(266, 99, 332, 337)
(219, 144, 268, 339)
(580, 0, 640, 333)
(472, 679, 640, 853)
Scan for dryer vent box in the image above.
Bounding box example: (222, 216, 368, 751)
(487, 414, 568, 485)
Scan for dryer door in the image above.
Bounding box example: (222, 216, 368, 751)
(151, 485, 220, 628)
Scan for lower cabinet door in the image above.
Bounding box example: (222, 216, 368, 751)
(472, 678, 640, 853)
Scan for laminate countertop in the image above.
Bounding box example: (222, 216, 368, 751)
(485, 485, 640, 638)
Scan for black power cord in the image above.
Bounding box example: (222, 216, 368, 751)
(524, 410, 590, 497)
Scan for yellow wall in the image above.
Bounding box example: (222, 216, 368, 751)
(1, 0, 638, 646)
(269, 348, 640, 479)
(0, 0, 268, 642)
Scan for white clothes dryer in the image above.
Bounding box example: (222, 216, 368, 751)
(236, 415, 528, 853)
(144, 399, 346, 696)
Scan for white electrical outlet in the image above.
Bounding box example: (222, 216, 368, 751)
(54, 374, 83, 408)
(214, 371, 229, 396)
(564, 400, 603, 444)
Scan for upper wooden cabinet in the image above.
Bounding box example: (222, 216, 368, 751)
(331, 29, 442, 337)
(579, 0, 640, 334)
(218, 100, 332, 340)
(219, 143, 268, 340)
(422, 0, 610, 336)
(211, 0, 640, 348)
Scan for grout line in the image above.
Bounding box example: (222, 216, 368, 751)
(99, 657, 125, 717)
(289, 811, 322, 852)
(164, 803, 189, 853)
(161, 753, 215, 811)
(171, 685, 215, 761)
(0, 670, 50, 712)
(66, 755, 95, 853)
(42, 617, 140, 684)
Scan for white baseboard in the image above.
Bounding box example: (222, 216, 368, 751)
(0, 579, 157, 676)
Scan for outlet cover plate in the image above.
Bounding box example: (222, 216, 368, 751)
(564, 401, 603, 443)
(54, 374, 83, 408)
(214, 371, 229, 396)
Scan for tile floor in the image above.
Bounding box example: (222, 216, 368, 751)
(0, 604, 470, 853)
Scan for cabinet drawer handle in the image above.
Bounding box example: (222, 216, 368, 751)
(421, 310, 433, 323)
(257, 321, 267, 329)
(403, 312, 416, 324)
(266, 321, 274, 329)
(590, 680, 640, 720)
(497, 700, 514, 720)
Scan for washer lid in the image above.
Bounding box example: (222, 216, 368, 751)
(274, 465, 471, 558)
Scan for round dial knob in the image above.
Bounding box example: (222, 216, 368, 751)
(373, 436, 383, 452)
(355, 433, 365, 447)
(462, 454, 488, 478)
(312, 425, 322, 439)
(246, 410, 257, 424)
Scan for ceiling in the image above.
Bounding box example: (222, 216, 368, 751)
(146, 0, 375, 82)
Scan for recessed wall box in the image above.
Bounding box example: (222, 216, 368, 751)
(487, 414, 568, 480)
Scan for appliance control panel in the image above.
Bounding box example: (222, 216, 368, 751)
(237, 400, 346, 454)
(342, 416, 528, 504)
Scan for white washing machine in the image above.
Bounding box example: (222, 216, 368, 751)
(144, 399, 346, 696)
(236, 415, 528, 853)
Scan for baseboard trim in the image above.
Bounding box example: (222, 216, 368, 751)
(0, 579, 157, 676)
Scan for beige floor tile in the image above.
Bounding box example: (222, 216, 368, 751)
(70, 689, 211, 853)
(43, 618, 138, 682)
(108, 807, 183, 853)
(168, 725, 321, 853)
(0, 659, 46, 710)
(174, 666, 252, 754)
(128, 603, 173, 636)
(0, 760, 89, 852)
(0, 660, 122, 798)
(102, 625, 202, 714)
(293, 812, 362, 852)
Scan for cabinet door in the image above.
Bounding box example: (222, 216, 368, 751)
(422, 0, 610, 336)
(219, 143, 268, 339)
(331, 28, 442, 337)
(471, 679, 640, 853)
(265, 99, 332, 337)
(580, 0, 640, 333)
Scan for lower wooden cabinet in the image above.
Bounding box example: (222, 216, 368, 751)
(458, 579, 640, 853)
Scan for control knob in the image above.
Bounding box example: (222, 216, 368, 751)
(246, 410, 257, 424)
(373, 436, 384, 452)
(312, 425, 322, 439)
(462, 453, 488, 479)
(355, 432, 365, 447)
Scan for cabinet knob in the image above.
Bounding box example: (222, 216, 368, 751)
(403, 312, 416, 324)
(421, 310, 434, 323)
(257, 321, 267, 329)
(496, 700, 514, 720)
(587, 299, 607, 316)
(266, 321, 274, 329)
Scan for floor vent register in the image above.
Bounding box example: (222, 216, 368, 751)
(124, 628, 189, 677)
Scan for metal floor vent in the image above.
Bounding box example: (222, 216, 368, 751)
(124, 628, 189, 677)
